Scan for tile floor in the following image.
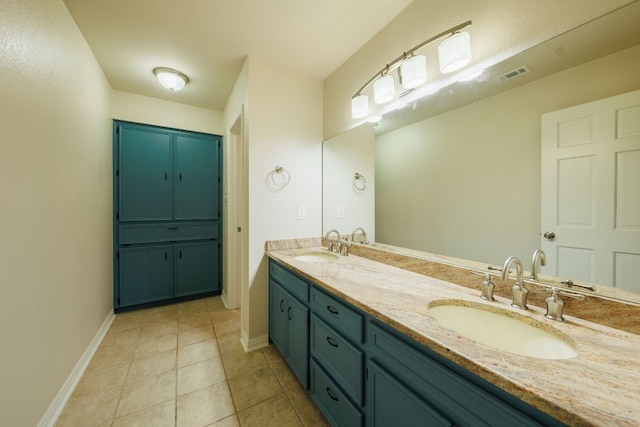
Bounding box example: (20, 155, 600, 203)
(55, 296, 329, 427)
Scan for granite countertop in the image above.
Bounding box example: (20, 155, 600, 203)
(266, 244, 640, 427)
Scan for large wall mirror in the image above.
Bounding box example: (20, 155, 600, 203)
(322, 2, 640, 303)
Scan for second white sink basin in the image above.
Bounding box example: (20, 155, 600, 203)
(428, 300, 577, 360)
(294, 251, 339, 263)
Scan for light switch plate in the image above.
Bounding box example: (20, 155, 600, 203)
(297, 205, 306, 220)
(337, 205, 345, 219)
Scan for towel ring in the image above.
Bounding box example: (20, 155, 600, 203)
(270, 166, 290, 188)
(353, 172, 367, 191)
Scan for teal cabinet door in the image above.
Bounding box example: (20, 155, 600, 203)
(367, 361, 452, 427)
(269, 280, 288, 356)
(174, 241, 220, 297)
(174, 134, 219, 220)
(286, 295, 309, 386)
(118, 124, 173, 221)
(119, 245, 173, 306)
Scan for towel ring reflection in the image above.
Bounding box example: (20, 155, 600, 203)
(270, 166, 290, 188)
(353, 172, 367, 191)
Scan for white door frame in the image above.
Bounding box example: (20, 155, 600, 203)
(222, 112, 245, 309)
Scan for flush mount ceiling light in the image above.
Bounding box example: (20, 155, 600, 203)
(153, 67, 189, 91)
(351, 20, 472, 119)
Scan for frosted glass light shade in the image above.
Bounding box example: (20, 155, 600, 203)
(438, 31, 472, 73)
(154, 67, 189, 91)
(400, 55, 427, 89)
(351, 95, 369, 119)
(373, 75, 396, 104)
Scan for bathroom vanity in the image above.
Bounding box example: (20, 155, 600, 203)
(266, 240, 640, 427)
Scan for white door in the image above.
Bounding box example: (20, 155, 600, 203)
(541, 89, 640, 291)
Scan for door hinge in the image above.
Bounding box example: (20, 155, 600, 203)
(116, 250, 119, 258)
(116, 212, 119, 220)
(116, 127, 120, 135)
(116, 169, 119, 177)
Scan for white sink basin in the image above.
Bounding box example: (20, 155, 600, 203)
(428, 300, 577, 360)
(294, 251, 339, 263)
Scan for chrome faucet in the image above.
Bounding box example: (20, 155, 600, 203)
(545, 287, 585, 321)
(531, 249, 546, 280)
(351, 227, 368, 244)
(325, 229, 341, 253)
(501, 256, 529, 310)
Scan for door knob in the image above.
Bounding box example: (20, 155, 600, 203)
(543, 231, 556, 240)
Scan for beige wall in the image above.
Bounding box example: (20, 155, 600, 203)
(242, 58, 324, 348)
(376, 45, 640, 266)
(0, 1, 113, 425)
(112, 90, 224, 135)
(324, 0, 634, 139)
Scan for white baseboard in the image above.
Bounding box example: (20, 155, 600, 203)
(220, 289, 230, 308)
(240, 329, 269, 352)
(38, 310, 115, 427)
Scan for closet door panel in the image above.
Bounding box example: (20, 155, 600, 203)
(119, 125, 173, 221)
(174, 134, 219, 220)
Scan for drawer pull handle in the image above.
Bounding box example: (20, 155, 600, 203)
(326, 336, 339, 348)
(168, 227, 179, 231)
(279, 299, 285, 312)
(326, 305, 339, 315)
(287, 306, 292, 320)
(326, 387, 339, 402)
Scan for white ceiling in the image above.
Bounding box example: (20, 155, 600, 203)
(62, 0, 413, 111)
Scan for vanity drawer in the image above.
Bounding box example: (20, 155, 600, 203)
(310, 359, 363, 427)
(270, 260, 309, 303)
(311, 314, 363, 405)
(119, 222, 218, 244)
(310, 286, 363, 344)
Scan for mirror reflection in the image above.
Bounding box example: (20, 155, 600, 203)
(322, 2, 640, 303)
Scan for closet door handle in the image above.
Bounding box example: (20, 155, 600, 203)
(326, 336, 339, 348)
(164, 251, 168, 260)
(164, 172, 168, 180)
(179, 172, 182, 181)
(179, 250, 182, 259)
(326, 387, 339, 402)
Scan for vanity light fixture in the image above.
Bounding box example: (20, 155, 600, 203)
(438, 31, 472, 73)
(153, 67, 189, 91)
(350, 20, 472, 119)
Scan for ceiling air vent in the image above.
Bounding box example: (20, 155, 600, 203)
(496, 65, 531, 83)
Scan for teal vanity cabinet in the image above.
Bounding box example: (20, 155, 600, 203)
(267, 260, 567, 427)
(114, 121, 222, 310)
(269, 260, 310, 387)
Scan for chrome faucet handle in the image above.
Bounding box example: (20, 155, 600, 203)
(480, 273, 495, 301)
(339, 241, 351, 256)
(469, 271, 496, 301)
(544, 287, 585, 321)
(545, 288, 564, 321)
(501, 256, 528, 310)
